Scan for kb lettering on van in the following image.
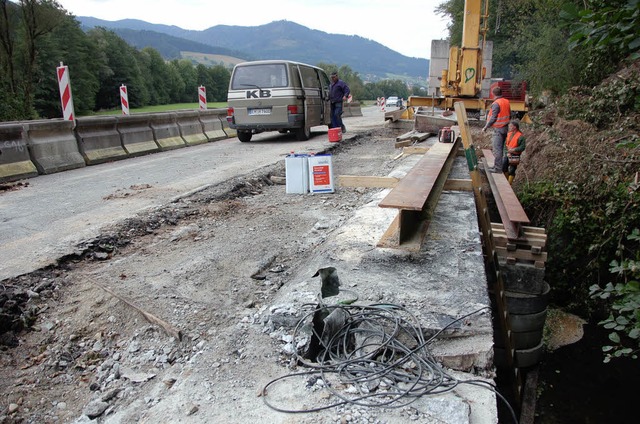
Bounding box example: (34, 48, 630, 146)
(246, 89, 271, 99)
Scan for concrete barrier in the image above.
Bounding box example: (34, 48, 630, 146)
(0, 122, 38, 182)
(75, 116, 128, 164)
(220, 112, 237, 139)
(199, 109, 228, 141)
(176, 110, 208, 146)
(345, 101, 363, 117)
(149, 113, 186, 151)
(25, 119, 85, 174)
(116, 114, 159, 157)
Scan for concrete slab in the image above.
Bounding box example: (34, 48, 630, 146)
(264, 140, 498, 422)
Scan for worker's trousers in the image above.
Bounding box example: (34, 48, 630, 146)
(492, 126, 509, 170)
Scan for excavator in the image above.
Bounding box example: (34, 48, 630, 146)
(387, 0, 530, 126)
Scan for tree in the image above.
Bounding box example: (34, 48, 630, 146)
(87, 27, 148, 109)
(33, 14, 101, 118)
(20, 0, 66, 117)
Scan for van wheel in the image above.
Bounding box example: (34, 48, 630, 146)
(295, 125, 311, 141)
(238, 131, 252, 142)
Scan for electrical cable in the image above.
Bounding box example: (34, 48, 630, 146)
(262, 302, 518, 422)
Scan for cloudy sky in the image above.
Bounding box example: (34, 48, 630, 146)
(56, 0, 451, 59)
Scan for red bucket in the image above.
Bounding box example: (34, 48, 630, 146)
(328, 128, 342, 142)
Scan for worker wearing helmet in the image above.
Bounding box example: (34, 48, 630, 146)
(502, 120, 526, 184)
(482, 86, 511, 172)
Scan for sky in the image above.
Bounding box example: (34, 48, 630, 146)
(55, 0, 451, 59)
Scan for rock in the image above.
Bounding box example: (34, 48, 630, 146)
(8, 403, 19, 414)
(83, 400, 109, 419)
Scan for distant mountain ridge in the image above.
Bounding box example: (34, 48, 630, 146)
(77, 17, 429, 81)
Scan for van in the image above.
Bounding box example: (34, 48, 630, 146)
(226, 60, 331, 142)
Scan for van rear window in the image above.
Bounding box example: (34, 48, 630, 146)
(231, 64, 289, 90)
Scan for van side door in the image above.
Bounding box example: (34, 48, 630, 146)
(318, 70, 331, 126)
(298, 65, 323, 127)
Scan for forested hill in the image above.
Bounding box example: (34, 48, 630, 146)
(78, 18, 429, 81)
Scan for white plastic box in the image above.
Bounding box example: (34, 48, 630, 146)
(285, 153, 309, 194)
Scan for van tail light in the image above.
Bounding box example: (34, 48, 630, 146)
(226, 107, 234, 123)
(287, 105, 298, 114)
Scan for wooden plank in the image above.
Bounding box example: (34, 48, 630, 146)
(338, 175, 399, 188)
(379, 141, 457, 211)
(443, 178, 472, 191)
(403, 146, 429, 155)
(495, 246, 548, 262)
(483, 149, 530, 224)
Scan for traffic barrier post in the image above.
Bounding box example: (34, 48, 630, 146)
(56, 62, 75, 123)
(198, 86, 207, 110)
(120, 85, 130, 115)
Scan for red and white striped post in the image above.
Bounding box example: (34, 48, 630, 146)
(198, 85, 207, 110)
(120, 84, 130, 115)
(56, 62, 75, 122)
(380, 97, 386, 112)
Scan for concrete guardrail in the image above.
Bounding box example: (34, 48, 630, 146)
(176, 110, 208, 146)
(149, 112, 186, 151)
(0, 104, 365, 183)
(200, 109, 228, 141)
(116, 114, 159, 157)
(344, 101, 363, 117)
(0, 122, 38, 183)
(25, 119, 85, 175)
(75, 116, 128, 165)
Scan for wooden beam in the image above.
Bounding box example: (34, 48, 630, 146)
(378, 139, 458, 249)
(444, 178, 472, 191)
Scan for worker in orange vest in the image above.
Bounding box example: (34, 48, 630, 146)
(501, 120, 526, 184)
(482, 86, 511, 173)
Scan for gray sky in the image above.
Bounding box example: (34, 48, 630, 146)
(56, 0, 451, 59)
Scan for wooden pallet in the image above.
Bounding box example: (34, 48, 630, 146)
(491, 223, 547, 268)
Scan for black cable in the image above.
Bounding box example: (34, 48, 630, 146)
(262, 302, 515, 421)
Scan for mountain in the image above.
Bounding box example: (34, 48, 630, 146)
(77, 18, 429, 82)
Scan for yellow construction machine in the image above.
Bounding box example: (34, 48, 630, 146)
(389, 0, 529, 125)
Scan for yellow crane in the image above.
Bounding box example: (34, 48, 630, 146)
(394, 0, 529, 121)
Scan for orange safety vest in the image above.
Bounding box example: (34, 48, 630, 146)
(488, 97, 511, 128)
(506, 130, 523, 152)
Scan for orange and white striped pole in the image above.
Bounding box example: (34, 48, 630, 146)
(120, 84, 130, 115)
(56, 62, 75, 122)
(198, 85, 207, 110)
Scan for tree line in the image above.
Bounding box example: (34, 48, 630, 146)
(2, 1, 638, 123)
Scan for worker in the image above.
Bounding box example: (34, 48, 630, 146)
(329, 71, 350, 133)
(502, 120, 526, 184)
(482, 86, 511, 173)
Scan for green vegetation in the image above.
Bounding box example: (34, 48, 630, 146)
(436, 0, 640, 362)
(590, 228, 640, 362)
(0, 1, 231, 121)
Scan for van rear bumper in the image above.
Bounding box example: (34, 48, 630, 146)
(229, 114, 303, 131)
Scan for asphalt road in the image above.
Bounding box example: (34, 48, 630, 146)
(0, 106, 385, 281)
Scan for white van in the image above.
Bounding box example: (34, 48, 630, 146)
(226, 60, 331, 142)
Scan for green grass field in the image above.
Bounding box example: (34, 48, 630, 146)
(94, 102, 228, 116)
